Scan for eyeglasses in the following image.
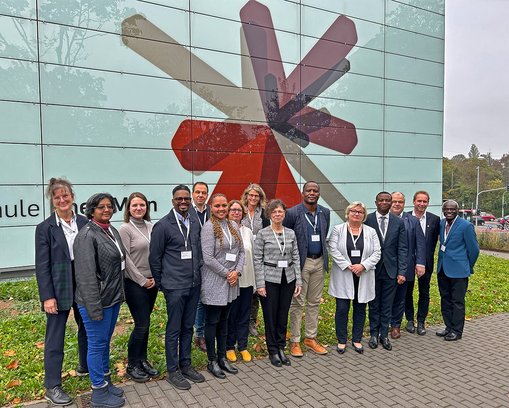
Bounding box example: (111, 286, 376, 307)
(248, 193, 260, 198)
(349, 210, 364, 215)
(174, 197, 191, 202)
(96, 205, 114, 210)
(392, 200, 404, 204)
(229, 208, 243, 213)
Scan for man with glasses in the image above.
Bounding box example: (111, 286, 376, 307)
(189, 182, 211, 352)
(284, 181, 330, 357)
(149, 185, 205, 390)
(389, 192, 425, 340)
(436, 200, 479, 341)
(365, 192, 407, 351)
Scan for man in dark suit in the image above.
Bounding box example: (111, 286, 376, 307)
(389, 192, 425, 340)
(436, 200, 479, 341)
(365, 191, 407, 350)
(188, 181, 210, 352)
(405, 191, 440, 335)
(149, 185, 205, 390)
(284, 181, 330, 357)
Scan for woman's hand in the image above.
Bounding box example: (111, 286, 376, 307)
(349, 264, 365, 276)
(257, 287, 267, 297)
(294, 285, 302, 297)
(227, 271, 239, 286)
(43, 298, 58, 314)
(144, 278, 156, 289)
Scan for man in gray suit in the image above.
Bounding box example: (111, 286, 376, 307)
(364, 192, 408, 351)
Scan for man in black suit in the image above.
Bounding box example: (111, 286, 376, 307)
(189, 181, 211, 352)
(365, 192, 408, 350)
(404, 191, 440, 335)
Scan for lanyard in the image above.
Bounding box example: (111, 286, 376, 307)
(305, 212, 318, 234)
(348, 224, 362, 249)
(173, 209, 190, 249)
(444, 217, 457, 243)
(194, 206, 207, 227)
(272, 228, 286, 256)
(101, 227, 124, 260)
(222, 224, 233, 250)
(57, 213, 77, 235)
(129, 219, 150, 243)
(248, 209, 255, 231)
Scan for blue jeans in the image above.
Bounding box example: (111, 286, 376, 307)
(194, 299, 205, 337)
(78, 303, 120, 387)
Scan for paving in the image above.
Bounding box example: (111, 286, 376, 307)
(27, 313, 509, 408)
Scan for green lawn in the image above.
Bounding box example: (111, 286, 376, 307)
(1, 253, 508, 406)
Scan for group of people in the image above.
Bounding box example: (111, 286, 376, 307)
(35, 178, 480, 407)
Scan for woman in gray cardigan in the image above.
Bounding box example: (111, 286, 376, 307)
(201, 193, 245, 379)
(254, 199, 302, 368)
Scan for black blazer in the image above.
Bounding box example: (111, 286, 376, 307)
(365, 212, 408, 279)
(407, 210, 440, 274)
(35, 213, 88, 311)
(189, 204, 211, 227)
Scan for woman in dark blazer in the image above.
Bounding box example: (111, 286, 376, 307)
(74, 193, 126, 408)
(35, 178, 88, 406)
(254, 199, 302, 367)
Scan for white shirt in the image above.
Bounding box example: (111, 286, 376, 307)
(375, 211, 389, 239)
(412, 210, 426, 236)
(55, 212, 78, 260)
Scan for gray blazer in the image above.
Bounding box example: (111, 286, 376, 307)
(254, 226, 302, 288)
(200, 219, 244, 306)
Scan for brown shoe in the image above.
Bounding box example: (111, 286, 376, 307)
(290, 342, 303, 357)
(303, 338, 328, 355)
(194, 336, 207, 352)
(390, 327, 401, 339)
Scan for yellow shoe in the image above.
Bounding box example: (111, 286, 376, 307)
(240, 350, 252, 362)
(226, 350, 237, 362)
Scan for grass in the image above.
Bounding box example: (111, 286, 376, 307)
(1, 253, 509, 406)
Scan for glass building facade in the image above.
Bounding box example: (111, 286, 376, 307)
(0, 0, 444, 271)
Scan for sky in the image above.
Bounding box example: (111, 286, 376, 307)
(444, 0, 509, 159)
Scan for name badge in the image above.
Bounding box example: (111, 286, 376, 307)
(225, 253, 237, 262)
(311, 234, 320, 242)
(351, 250, 361, 257)
(253, 234, 257, 241)
(278, 260, 288, 268)
(121, 260, 126, 270)
(181, 251, 192, 260)
(440, 244, 446, 252)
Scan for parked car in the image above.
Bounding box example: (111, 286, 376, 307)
(480, 212, 496, 221)
(470, 216, 485, 226)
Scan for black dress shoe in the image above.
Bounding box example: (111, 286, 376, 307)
(219, 358, 238, 374)
(368, 336, 378, 349)
(126, 365, 149, 383)
(405, 320, 415, 334)
(76, 365, 89, 377)
(436, 328, 451, 337)
(278, 349, 291, 366)
(207, 360, 226, 379)
(416, 322, 426, 336)
(444, 332, 462, 341)
(269, 353, 282, 367)
(351, 342, 364, 354)
(379, 337, 392, 351)
(336, 345, 346, 354)
(141, 360, 159, 377)
(45, 386, 72, 406)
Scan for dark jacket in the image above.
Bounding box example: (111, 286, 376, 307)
(408, 210, 440, 274)
(188, 204, 211, 228)
(283, 203, 330, 271)
(149, 210, 202, 291)
(365, 212, 408, 279)
(401, 212, 426, 281)
(35, 213, 88, 311)
(74, 221, 125, 320)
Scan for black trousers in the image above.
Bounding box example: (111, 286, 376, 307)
(259, 274, 295, 355)
(437, 271, 469, 334)
(163, 285, 200, 372)
(391, 280, 408, 328)
(227, 286, 253, 351)
(335, 274, 365, 343)
(44, 302, 88, 388)
(405, 268, 432, 323)
(204, 303, 233, 362)
(124, 278, 158, 367)
(369, 268, 397, 338)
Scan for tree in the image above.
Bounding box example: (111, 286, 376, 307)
(468, 144, 480, 159)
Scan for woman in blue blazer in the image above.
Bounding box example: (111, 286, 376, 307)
(35, 178, 88, 406)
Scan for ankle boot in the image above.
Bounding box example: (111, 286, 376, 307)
(91, 383, 125, 408)
(104, 374, 124, 397)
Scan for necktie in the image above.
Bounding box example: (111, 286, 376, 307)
(380, 216, 386, 235)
